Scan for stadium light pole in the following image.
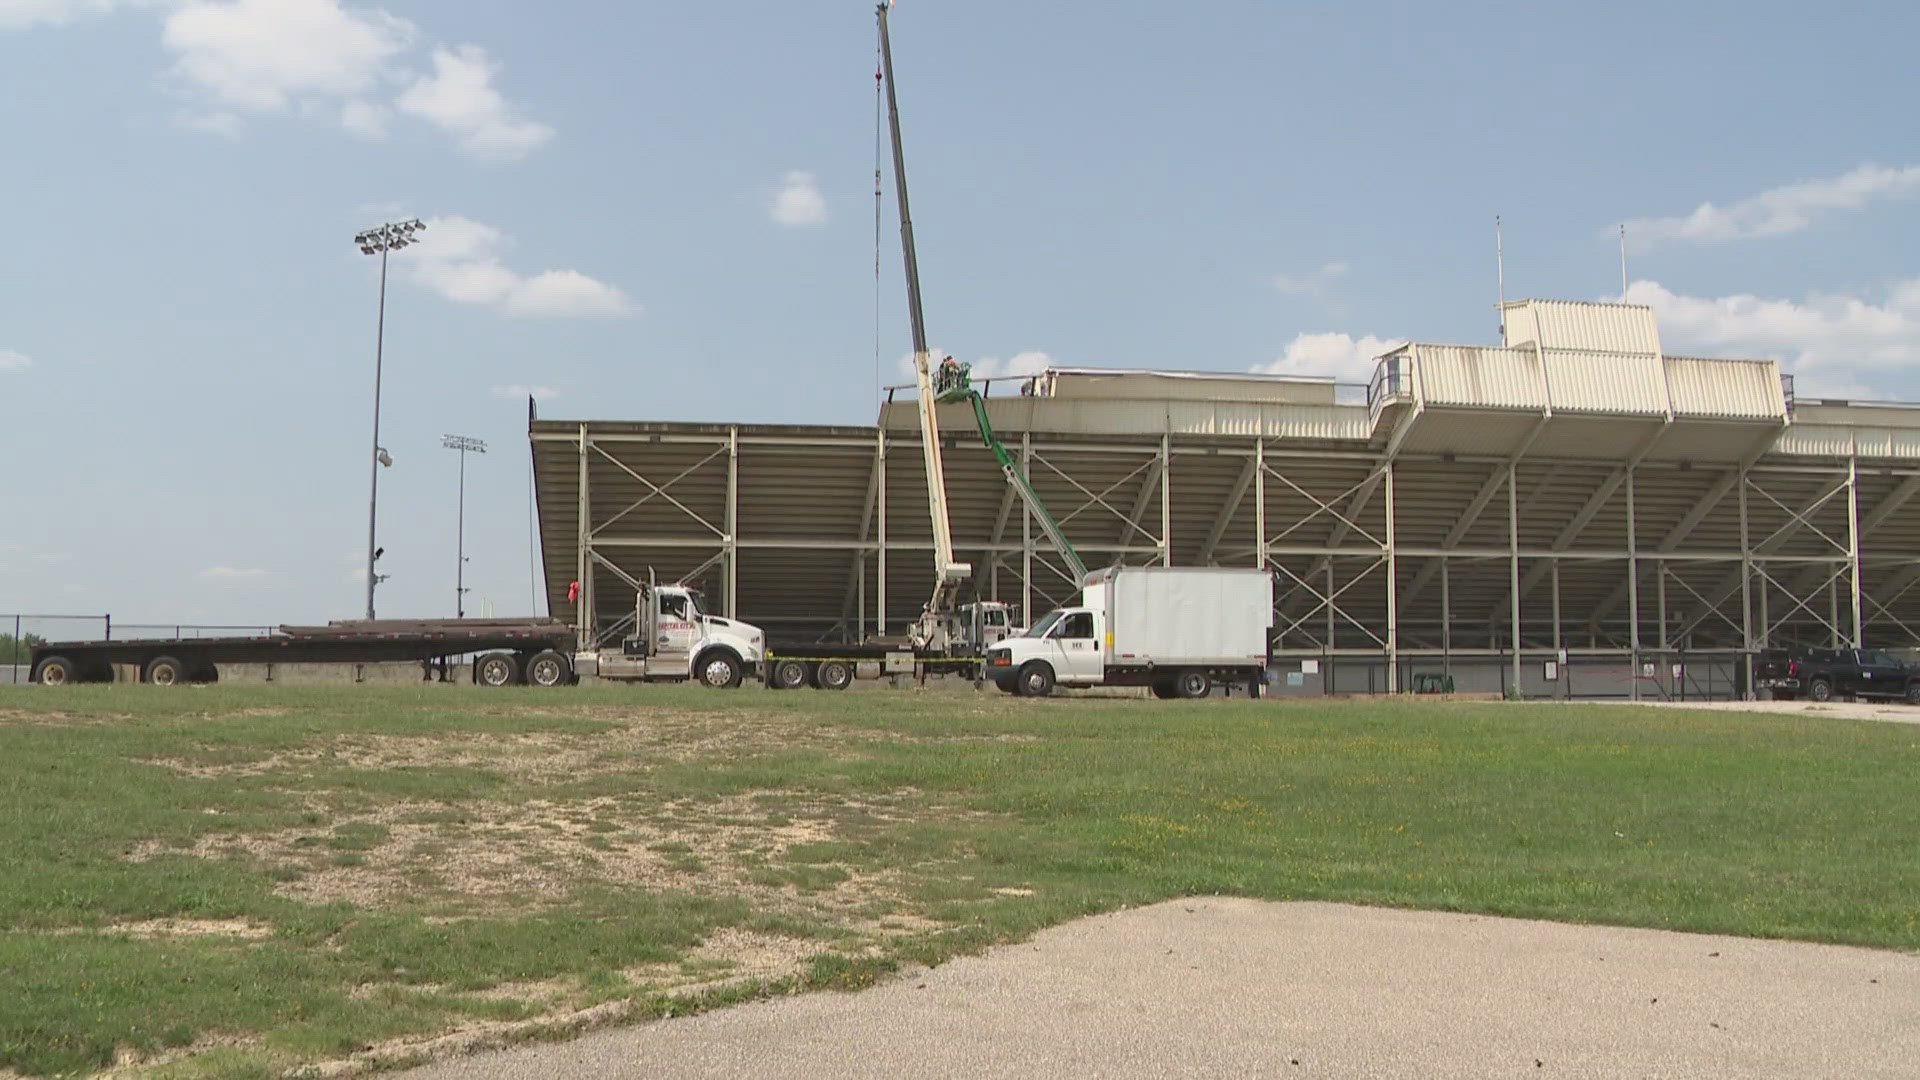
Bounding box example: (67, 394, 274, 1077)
(442, 434, 487, 618)
(354, 218, 425, 620)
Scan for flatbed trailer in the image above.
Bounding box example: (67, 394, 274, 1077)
(763, 640, 983, 690)
(27, 618, 578, 687)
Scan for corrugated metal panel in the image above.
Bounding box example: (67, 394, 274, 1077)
(1045, 369, 1340, 405)
(1501, 303, 1540, 349)
(1664, 357, 1786, 419)
(1511, 299, 1662, 354)
(1413, 344, 1547, 409)
(1543, 351, 1668, 414)
(1260, 405, 1373, 441)
(1771, 425, 1855, 458)
(1887, 431, 1920, 460)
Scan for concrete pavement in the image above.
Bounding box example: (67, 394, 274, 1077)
(396, 898, 1919, 1079)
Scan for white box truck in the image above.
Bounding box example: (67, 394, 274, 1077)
(983, 566, 1272, 698)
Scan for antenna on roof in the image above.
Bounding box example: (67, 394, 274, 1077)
(1619, 223, 1630, 301)
(1495, 215, 1506, 344)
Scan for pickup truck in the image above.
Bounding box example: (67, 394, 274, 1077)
(1753, 647, 1920, 704)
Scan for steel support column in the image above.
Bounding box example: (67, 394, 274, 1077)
(725, 426, 738, 618)
(1255, 439, 1267, 569)
(575, 423, 592, 652)
(1626, 469, 1640, 701)
(1021, 434, 1033, 627)
(1160, 434, 1173, 566)
(1848, 453, 1863, 647)
(1385, 462, 1398, 693)
(1739, 467, 1754, 695)
(1508, 463, 1521, 694)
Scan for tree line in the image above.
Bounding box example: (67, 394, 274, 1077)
(2, 633, 47, 663)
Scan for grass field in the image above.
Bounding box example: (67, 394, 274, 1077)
(1, 685, 1917, 1078)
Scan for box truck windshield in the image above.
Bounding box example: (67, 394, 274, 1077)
(1023, 610, 1067, 638)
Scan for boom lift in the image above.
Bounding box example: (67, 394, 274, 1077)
(877, 3, 1087, 653)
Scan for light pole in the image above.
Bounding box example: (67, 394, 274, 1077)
(354, 218, 425, 620)
(442, 434, 487, 618)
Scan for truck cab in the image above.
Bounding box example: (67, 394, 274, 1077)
(953, 600, 1016, 653)
(586, 585, 764, 687)
(987, 606, 1106, 693)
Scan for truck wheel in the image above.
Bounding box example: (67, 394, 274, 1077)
(1150, 678, 1177, 700)
(524, 650, 572, 687)
(814, 660, 854, 691)
(144, 656, 189, 686)
(1808, 678, 1834, 703)
(771, 659, 811, 690)
(1905, 683, 1920, 706)
(476, 652, 520, 687)
(1174, 669, 1212, 699)
(34, 655, 78, 686)
(1016, 661, 1055, 698)
(698, 651, 743, 689)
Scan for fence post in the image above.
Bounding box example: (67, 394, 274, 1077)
(104, 614, 112, 641)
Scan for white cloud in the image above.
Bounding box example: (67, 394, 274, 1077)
(1627, 278, 1920, 397)
(177, 110, 243, 136)
(162, 0, 414, 112)
(1271, 260, 1349, 298)
(770, 171, 828, 227)
(1253, 332, 1404, 381)
(395, 44, 552, 162)
(491, 384, 559, 401)
(1623, 164, 1920, 249)
(0, 0, 136, 29)
(197, 565, 271, 585)
(395, 215, 635, 318)
(0, 349, 30, 373)
(339, 97, 387, 138)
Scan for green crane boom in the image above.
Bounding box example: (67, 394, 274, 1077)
(934, 365, 1089, 585)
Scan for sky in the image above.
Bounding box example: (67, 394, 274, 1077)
(2, 0, 1917, 630)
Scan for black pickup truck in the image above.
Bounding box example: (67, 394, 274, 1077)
(1753, 647, 1920, 703)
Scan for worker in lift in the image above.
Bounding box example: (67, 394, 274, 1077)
(936, 354, 966, 397)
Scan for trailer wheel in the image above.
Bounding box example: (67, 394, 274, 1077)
(813, 660, 854, 691)
(34, 655, 79, 686)
(194, 662, 220, 684)
(1174, 669, 1212, 699)
(771, 659, 811, 690)
(698, 651, 743, 689)
(1016, 661, 1055, 698)
(144, 656, 189, 686)
(524, 650, 571, 687)
(87, 662, 116, 684)
(475, 652, 520, 687)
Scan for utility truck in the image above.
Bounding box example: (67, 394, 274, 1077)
(985, 567, 1273, 698)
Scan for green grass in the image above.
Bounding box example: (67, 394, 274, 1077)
(1, 684, 1917, 1076)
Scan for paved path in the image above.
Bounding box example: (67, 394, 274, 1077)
(398, 898, 1919, 1079)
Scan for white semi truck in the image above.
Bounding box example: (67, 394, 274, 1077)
(573, 582, 766, 688)
(984, 567, 1273, 698)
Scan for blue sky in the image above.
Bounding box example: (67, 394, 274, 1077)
(3, 0, 1917, 629)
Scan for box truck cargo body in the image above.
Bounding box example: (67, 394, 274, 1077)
(985, 566, 1272, 698)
